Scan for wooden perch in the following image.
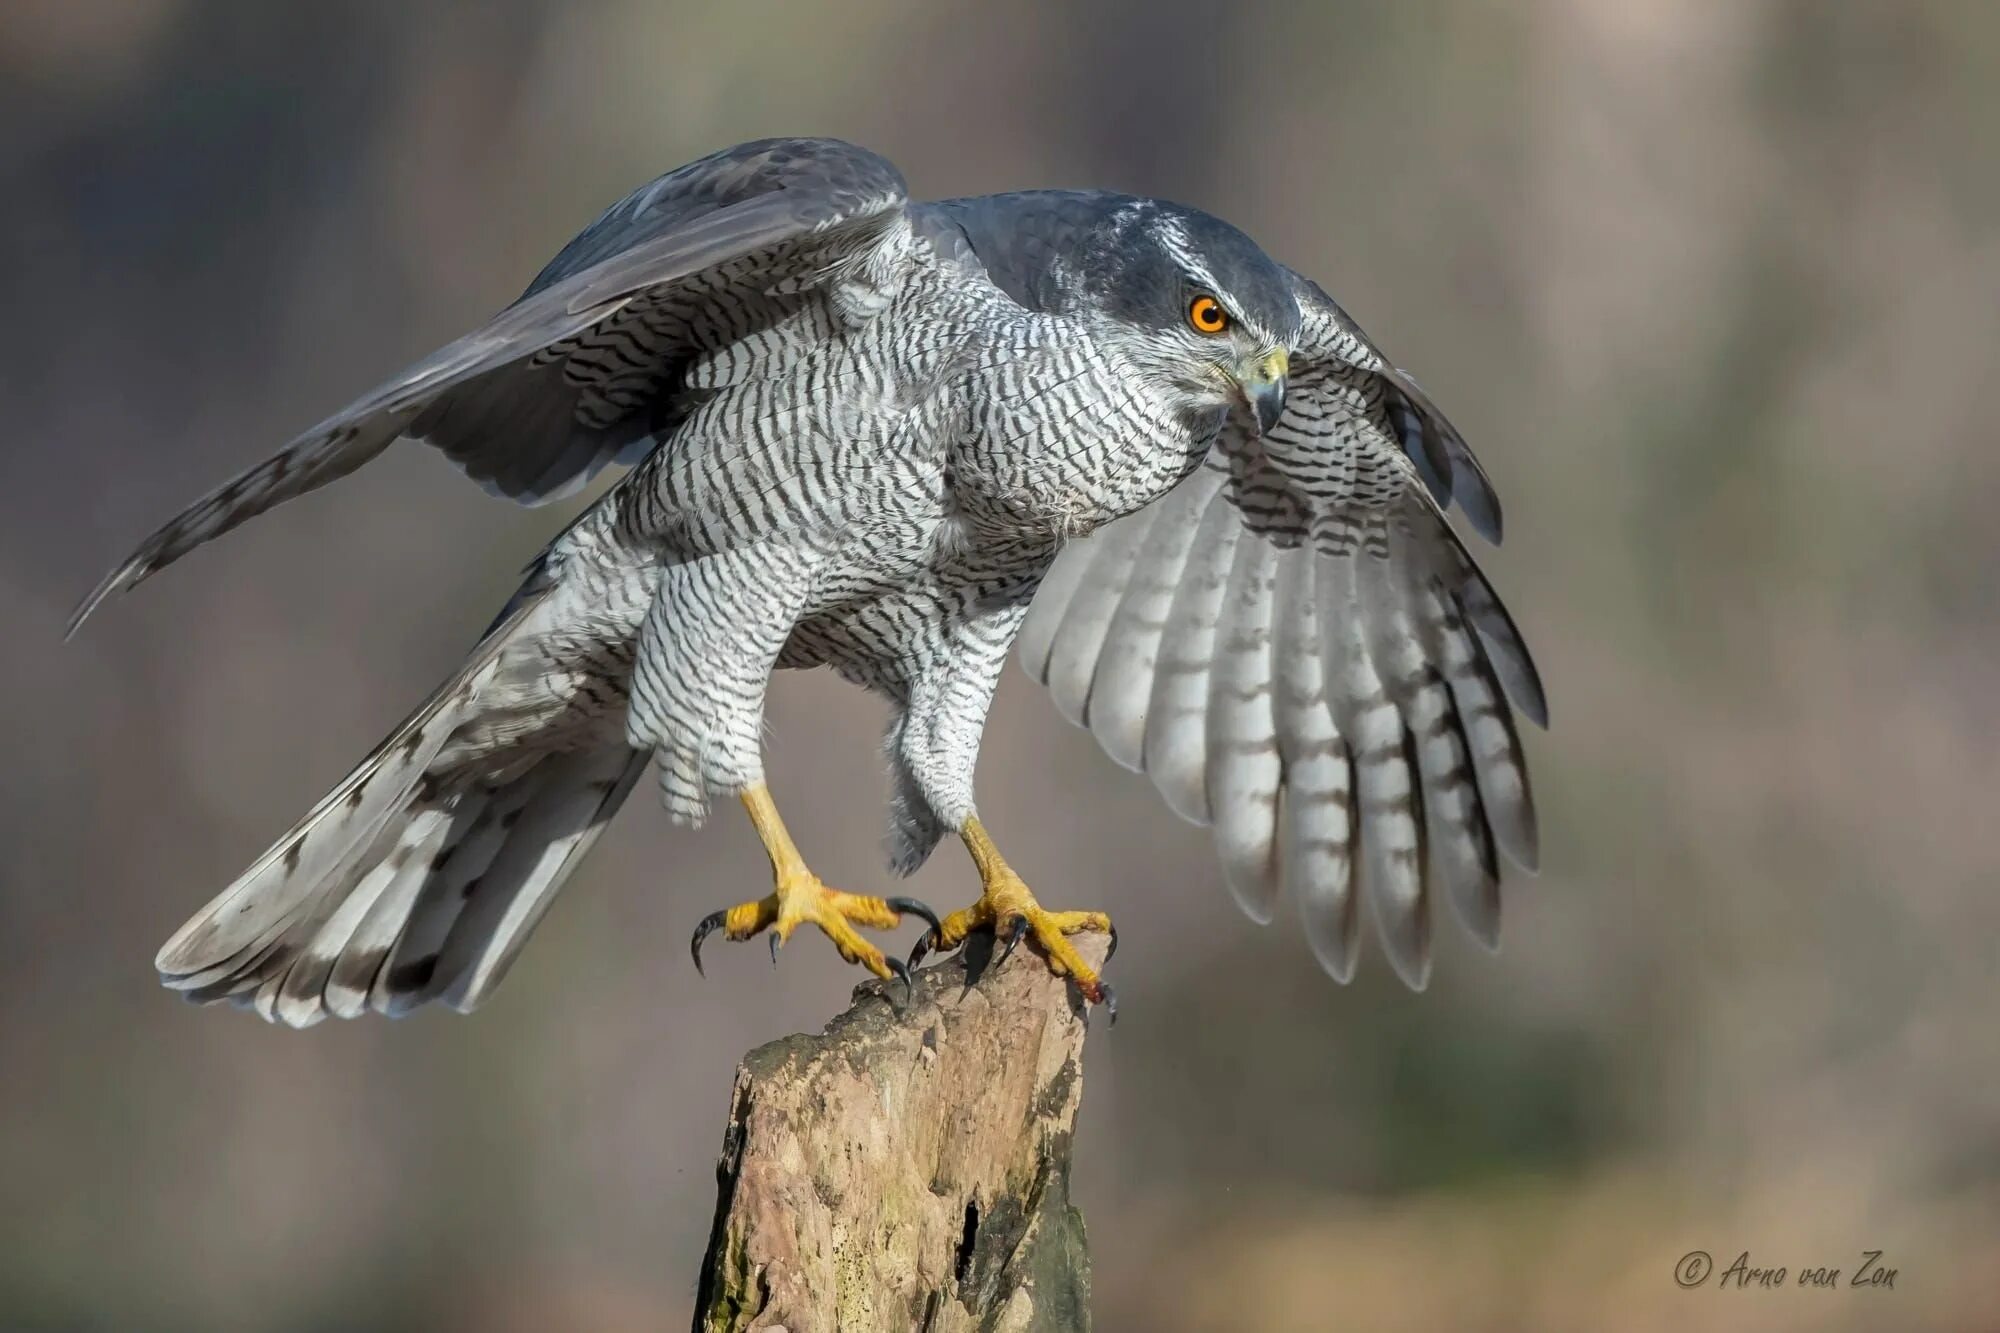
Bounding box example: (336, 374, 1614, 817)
(694, 934, 1109, 1333)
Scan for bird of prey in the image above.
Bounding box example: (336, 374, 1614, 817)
(73, 138, 1543, 1029)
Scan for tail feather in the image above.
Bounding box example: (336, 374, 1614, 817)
(433, 745, 647, 1013)
(365, 782, 540, 1016)
(272, 809, 456, 1028)
(356, 745, 646, 1020)
(193, 741, 645, 1028)
(183, 931, 295, 1004)
(322, 809, 469, 1020)
(154, 587, 646, 1028)
(153, 590, 539, 995)
(154, 696, 458, 990)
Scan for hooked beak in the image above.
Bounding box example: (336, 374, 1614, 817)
(1235, 346, 1289, 435)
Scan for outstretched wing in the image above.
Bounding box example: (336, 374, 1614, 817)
(70, 137, 910, 634)
(1019, 273, 1544, 988)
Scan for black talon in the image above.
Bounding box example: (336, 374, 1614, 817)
(1079, 979, 1117, 1029)
(885, 895, 942, 940)
(885, 956, 913, 1006)
(690, 910, 728, 977)
(908, 929, 936, 972)
(994, 914, 1030, 971)
(1105, 921, 1118, 963)
(769, 933, 782, 966)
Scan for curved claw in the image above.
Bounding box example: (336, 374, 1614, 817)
(1105, 920, 1118, 963)
(770, 933, 782, 966)
(884, 895, 942, 939)
(907, 928, 936, 973)
(885, 956, 913, 1006)
(1080, 979, 1117, 1028)
(996, 912, 1032, 964)
(690, 909, 728, 978)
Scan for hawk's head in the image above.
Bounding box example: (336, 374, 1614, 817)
(1073, 198, 1300, 436)
(934, 190, 1301, 435)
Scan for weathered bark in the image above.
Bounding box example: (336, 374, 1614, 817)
(694, 934, 1107, 1333)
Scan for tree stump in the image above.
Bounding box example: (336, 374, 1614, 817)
(694, 935, 1108, 1332)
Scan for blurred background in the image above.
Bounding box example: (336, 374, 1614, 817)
(4, 1, 1997, 1329)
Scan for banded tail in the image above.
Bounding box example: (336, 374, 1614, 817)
(156, 589, 646, 1028)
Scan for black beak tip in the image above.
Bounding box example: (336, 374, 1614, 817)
(1253, 382, 1286, 434)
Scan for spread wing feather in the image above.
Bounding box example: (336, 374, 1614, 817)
(70, 138, 910, 634)
(1141, 496, 1242, 825)
(1084, 467, 1225, 770)
(1021, 275, 1542, 987)
(1204, 535, 1283, 923)
(1041, 505, 1162, 728)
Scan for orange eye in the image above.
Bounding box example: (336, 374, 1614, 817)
(1187, 294, 1229, 335)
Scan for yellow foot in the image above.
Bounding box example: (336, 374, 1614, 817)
(689, 784, 940, 995)
(689, 870, 939, 989)
(913, 817, 1117, 1019)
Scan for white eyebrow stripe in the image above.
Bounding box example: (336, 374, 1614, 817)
(1158, 217, 1219, 293)
(1157, 215, 1270, 337)
(1155, 213, 1284, 342)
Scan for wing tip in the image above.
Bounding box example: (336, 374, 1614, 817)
(1514, 673, 1551, 731)
(1460, 488, 1504, 546)
(1374, 911, 1434, 992)
(1447, 885, 1504, 952)
(1302, 916, 1360, 984)
(1507, 823, 1542, 874)
(65, 561, 145, 640)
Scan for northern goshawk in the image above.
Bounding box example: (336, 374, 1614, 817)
(73, 138, 1544, 1027)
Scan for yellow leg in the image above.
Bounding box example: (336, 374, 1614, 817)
(690, 784, 938, 987)
(916, 816, 1115, 1012)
